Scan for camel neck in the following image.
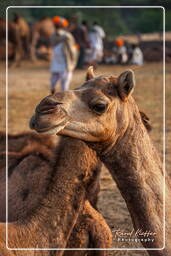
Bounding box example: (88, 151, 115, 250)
(100, 115, 165, 253)
(103, 117, 162, 173)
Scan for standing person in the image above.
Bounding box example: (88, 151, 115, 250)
(91, 21, 106, 64)
(85, 27, 103, 67)
(70, 18, 89, 69)
(93, 21, 105, 41)
(50, 16, 78, 94)
(85, 21, 105, 67)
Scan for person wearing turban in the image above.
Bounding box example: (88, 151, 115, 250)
(50, 16, 78, 94)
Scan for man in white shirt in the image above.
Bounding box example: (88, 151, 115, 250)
(93, 21, 106, 39)
(50, 16, 77, 94)
(86, 22, 105, 66)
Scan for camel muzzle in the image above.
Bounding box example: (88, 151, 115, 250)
(30, 96, 70, 134)
(35, 97, 62, 115)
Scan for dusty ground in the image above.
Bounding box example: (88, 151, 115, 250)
(0, 61, 170, 256)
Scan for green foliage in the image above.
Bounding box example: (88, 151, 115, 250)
(121, 8, 163, 33)
(166, 10, 171, 31)
(134, 9, 163, 33)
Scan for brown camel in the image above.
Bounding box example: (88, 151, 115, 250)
(0, 132, 112, 256)
(30, 67, 171, 256)
(30, 17, 55, 61)
(0, 18, 23, 65)
(13, 13, 30, 58)
(0, 15, 30, 65)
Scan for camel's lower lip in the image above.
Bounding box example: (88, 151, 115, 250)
(35, 120, 69, 135)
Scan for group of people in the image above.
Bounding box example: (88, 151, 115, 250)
(70, 17, 106, 69)
(50, 16, 105, 94)
(105, 39, 143, 66)
(49, 15, 143, 94)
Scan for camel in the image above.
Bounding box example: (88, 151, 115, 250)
(0, 15, 30, 66)
(30, 17, 55, 61)
(30, 67, 171, 256)
(0, 132, 112, 256)
(0, 18, 23, 65)
(13, 13, 30, 59)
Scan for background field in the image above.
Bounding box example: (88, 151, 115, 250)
(0, 61, 170, 255)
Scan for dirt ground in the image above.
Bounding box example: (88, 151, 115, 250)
(0, 61, 170, 256)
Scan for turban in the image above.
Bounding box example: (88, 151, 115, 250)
(116, 39, 124, 46)
(52, 16, 69, 28)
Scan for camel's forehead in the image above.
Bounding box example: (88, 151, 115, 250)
(82, 75, 117, 88)
(78, 75, 118, 101)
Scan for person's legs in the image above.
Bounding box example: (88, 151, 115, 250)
(50, 72, 60, 94)
(61, 71, 73, 91)
(87, 48, 97, 68)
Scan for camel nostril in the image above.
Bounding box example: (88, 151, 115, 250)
(36, 101, 61, 114)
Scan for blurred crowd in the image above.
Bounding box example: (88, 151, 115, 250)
(69, 17, 106, 69)
(49, 15, 143, 93)
(58, 15, 144, 69)
(104, 39, 143, 66)
(0, 14, 144, 93)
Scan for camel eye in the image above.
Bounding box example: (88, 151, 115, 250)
(92, 103, 108, 114)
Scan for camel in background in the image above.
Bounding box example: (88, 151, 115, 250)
(0, 15, 30, 66)
(30, 17, 55, 61)
(0, 15, 53, 64)
(0, 18, 22, 66)
(13, 13, 30, 59)
(30, 67, 171, 256)
(0, 132, 112, 255)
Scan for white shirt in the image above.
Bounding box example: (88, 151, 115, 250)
(89, 31, 103, 51)
(118, 46, 128, 63)
(50, 41, 66, 72)
(93, 25, 105, 39)
(131, 47, 143, 65)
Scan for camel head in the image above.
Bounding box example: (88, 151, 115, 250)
(30, 67, 136, 145)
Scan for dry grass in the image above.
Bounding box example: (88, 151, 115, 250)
(0, 61, 170, 255)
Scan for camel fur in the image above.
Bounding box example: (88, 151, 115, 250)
(0, 132, 112, 256)
(30, 67, 171, 256)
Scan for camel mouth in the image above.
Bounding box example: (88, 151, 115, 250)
(36, 120, 69, 135)
(30, 115, 70, 135)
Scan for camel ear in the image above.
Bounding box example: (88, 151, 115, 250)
(86, 66, 95, 81)
(117, 70, 135, 101)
